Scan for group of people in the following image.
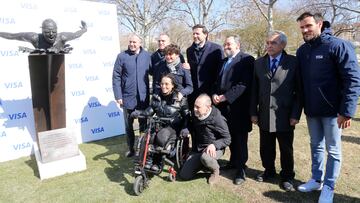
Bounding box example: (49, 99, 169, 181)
(112, 12, 360, 203)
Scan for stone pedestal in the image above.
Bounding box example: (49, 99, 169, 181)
(28, 54, 85, 177)
(33, 142, 86, 180)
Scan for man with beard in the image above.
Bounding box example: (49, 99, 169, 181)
(112, 34, 151, 158)
(180, 94, 231, 185)
(296, 12, 360, 203)
(212, 35, 254, 185)
(0, 19, 87, 53)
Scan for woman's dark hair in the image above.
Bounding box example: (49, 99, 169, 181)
(164, 44, 180, 55)
(160, 73, 178, 91)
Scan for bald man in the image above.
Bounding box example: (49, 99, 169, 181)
(112, 34, 151, 157)
(180, 94, 231, 185)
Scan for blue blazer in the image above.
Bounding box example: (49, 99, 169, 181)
(112, 48, 151, 110)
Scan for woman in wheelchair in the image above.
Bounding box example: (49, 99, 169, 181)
(131, 73, 190, 171)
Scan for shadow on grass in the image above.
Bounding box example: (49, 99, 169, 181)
(263, 190, 360, 203)
(342, 134, 360, 145)
(24, 155, 40, 179)
(92, 136, 136, 196)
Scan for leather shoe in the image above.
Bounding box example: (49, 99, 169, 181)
(125, 150, 135, 157)
(256, 171, 275, 182)
(281, 181, 295, 192)
(233, 170, 246, 185)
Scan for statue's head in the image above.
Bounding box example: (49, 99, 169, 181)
(41, 19, 57, 44)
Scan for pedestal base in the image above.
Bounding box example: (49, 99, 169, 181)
(34, 142, 87, 180)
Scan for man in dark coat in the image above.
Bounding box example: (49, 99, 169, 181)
(180, 94, 231, 185)
(212, 35, 254, 185)
(250, 31, 302, 191)
(186, 24, 223, 108)
(112, 34, 151, 157)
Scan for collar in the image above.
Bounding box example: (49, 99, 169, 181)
(269, 52, 282, 62)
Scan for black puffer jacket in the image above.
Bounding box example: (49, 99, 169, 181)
(143, 91, 190, 132)
(192, 106, 231, 152)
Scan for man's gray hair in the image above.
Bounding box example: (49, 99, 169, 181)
(128, 33, 143, 43)
(268, 30, 287, 45)
(226, 35, 241, 45)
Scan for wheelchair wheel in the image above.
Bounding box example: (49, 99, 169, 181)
(175, 137, 189, 169)
(133, 175, 145, 196)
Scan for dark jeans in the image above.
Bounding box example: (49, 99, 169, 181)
(123, 108, 146, 151)
(260, 129, 295, 181)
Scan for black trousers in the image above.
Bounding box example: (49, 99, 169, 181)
(229, 131, 248, 171)
(123, 108, 146, 151)
(259, 129, 295, 181)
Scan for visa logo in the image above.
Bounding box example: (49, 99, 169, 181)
(13, 142, 31, 151)
(1, 131, 6, 137)
(68, 63, 83, 69)
(71, 90, 85, 96)
(64, 7, 77, 12)
(88, 101, 101, 108)
(9, 112, 27, 120)
(0, 17, 16, 24)
(0, 50, 19, 56)
(20, 3, 38, 9)
(100, 36, 112, 41)
(4, 81, 23, 89)
(98, 10, 110, 15)
(105, 87, 113, 93)
(85, 75, 99, 81)
(103, 61, 114, 68)
(74, 117, 88, 124)
(107, 111, 121, 118)
(83, 49, 96, 55)
(91, 127, 104, 134)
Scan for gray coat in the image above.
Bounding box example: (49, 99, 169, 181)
(250, 51, 302, 132)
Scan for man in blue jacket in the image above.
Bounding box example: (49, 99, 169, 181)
(296, 12, 360, 203)
(112, 34, 151, 157)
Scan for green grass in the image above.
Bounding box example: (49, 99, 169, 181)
(1, 106, 360, 203)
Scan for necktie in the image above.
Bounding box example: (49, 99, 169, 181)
(270, 58, 277, 75)
(223, 57, 233, 72)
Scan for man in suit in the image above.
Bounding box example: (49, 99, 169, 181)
(250, 31, 302, 191)
(186, 24, 223, 108)
(112, 34, 151, 157)
(212, 35, 254, 185)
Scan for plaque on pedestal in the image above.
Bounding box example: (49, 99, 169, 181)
(38, 128, 79, 163)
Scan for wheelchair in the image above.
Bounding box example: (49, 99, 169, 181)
(133, 115, 189, 196)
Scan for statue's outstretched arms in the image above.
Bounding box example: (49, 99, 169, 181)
(59, 20, 87, 42)
(0, 32, 38, 47)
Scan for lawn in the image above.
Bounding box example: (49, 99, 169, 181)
(0, 106, 359, 203)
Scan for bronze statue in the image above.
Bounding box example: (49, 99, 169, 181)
(0, 18, 87, 54)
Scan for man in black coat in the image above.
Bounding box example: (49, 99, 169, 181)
(179, 94, 231, 185)
(186, 24, 223, 108)
(250, 31, 302, 191)
(212, 35, 254, 185)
